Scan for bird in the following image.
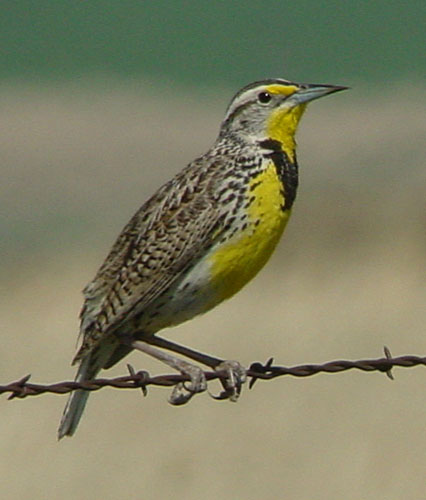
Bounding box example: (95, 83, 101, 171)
(58, 78, 347, 438)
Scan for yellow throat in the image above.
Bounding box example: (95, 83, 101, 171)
(264, 84, 307, 162)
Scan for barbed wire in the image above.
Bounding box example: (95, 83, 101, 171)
(1, 348, 425, 401)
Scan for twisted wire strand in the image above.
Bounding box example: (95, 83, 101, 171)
(1, 350, 425, 400)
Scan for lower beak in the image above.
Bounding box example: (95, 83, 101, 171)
(290, 84, 349, 105)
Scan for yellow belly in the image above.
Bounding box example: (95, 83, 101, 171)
(209, 163, 290, 301)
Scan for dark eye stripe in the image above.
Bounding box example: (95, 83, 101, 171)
(222, 101, 253, 127)
(223, 88, 274, 126)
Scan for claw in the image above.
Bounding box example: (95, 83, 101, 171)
(209, 360, 246, 402)
(131, 340, 208, 406)
(169, 382, 196, 405)
(168, 363, 207, 406)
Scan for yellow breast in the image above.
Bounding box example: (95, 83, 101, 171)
(209, 162, 290, 301)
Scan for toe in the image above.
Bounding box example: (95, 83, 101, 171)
(168, 363, 207, 405)
(182, 363, 207, 394)
(169, 382, 196, 405)
(211, 360, 246, 402)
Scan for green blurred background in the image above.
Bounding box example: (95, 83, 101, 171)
(1, 0, 425, 84)
(1, 2, 425, 500)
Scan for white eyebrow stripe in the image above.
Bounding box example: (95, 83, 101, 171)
(223, 79, 296, 122)
(224, 87, 265, 120)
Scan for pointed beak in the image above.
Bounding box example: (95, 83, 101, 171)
(290, 84, 349, 105)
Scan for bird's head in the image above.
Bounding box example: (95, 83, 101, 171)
(220, 79, 347, 159)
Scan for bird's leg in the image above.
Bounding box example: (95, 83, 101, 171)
(145, 335, 247, 402)
(145, 335, 223, 367)
(131, 340, 207, 405)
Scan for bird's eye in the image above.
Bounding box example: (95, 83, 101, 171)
(257, 91, 272, 104)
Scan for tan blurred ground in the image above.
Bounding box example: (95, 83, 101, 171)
(1, 81, 425, 500)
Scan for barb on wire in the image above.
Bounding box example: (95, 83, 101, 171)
(1, 349, 425, 401)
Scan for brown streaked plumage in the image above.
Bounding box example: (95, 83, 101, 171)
(58, 78, 347, 438)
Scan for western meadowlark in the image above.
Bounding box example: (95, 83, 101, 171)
(58, 78, 347, 438)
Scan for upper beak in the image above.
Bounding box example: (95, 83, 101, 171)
(290, 84, 349, 105)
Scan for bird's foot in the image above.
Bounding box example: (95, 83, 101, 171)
(210, 360, 247, 402)
(131, 340, 208, 406)
(168, 361, 207, 406)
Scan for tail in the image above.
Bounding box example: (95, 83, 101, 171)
(58, 334, 132, 439)
(57, 354, 101, 439)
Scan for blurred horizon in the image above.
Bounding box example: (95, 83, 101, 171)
(2, 79, 425, 273)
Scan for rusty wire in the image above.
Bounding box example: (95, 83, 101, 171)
(1, 349, 425, 401)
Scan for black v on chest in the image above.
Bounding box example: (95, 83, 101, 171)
(259, 138, 299, 211)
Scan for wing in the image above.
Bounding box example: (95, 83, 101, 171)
(74, 157, 226, 362)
